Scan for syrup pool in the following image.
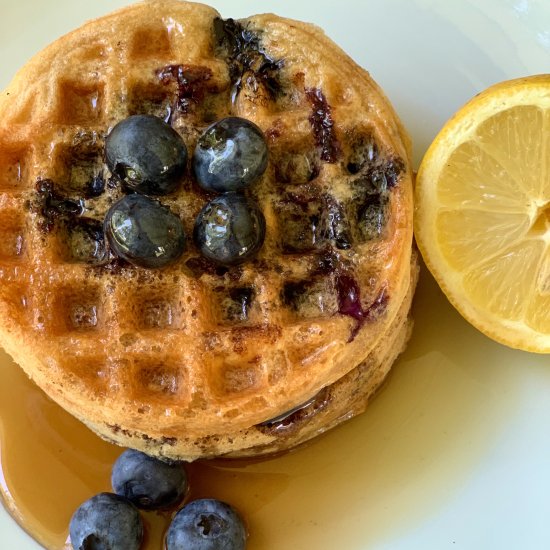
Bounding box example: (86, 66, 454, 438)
(0, 269, 522, 549)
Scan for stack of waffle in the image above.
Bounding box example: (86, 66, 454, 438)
(0, 0, 416, 460)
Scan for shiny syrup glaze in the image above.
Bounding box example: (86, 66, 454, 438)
(0, 271, 502, 550)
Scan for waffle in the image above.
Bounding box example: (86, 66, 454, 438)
(0, 0, 416, 460)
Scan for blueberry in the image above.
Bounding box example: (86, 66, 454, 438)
(104, 194, 186, 268)
(193, 117, 268, 193)
(166, 499, 246, 550)
(105, 115, 187, 195)
(111, 449, 187, 510)
(193, 193, 265, 265)
(69, 492, 143, 550)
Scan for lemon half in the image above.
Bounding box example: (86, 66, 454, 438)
(415, 75, 550, 353)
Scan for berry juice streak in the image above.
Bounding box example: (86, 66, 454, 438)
(0, 270, 490, 549)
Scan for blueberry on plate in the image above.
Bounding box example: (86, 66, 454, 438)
(69, 492, 143, 550)
(193, 193, 265, 265)
(104, 194, 186, 268)
(106, 114, 187, 195)
(193, 117, 268, 193)
(111, 449, 188, 510)
(166, 498, 247, 550)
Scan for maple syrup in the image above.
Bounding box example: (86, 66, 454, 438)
(0, 269, 507, 549)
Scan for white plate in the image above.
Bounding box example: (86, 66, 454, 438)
(1, 1, 549, 548)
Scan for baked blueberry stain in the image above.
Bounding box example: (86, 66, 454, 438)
(185, 256, 234, 279)
(106, 175, 119, 190)
(346, 130, 379, 174)
(65, 132, 105, 196)
(276, 193, 321, 254)
(157, 64, 214, 116)
(314, 248, 339, 276)
(282, 280, 310, 309)
(321, 194, 352, 250)
(346, 128, 405, 186)
(305, 88, 341, 163)
(336, 274, 363, 323)
(35, 179, 84, 233)
(367, 157, 405, 190)
(280, 191, 316, 211)
(349, 156, 406, 242)
(226, 287, 255, 322)
(85, 173, 105, 198)
(257, 387, 331, 433)
(70, 304, 98, 330)
(277, 191, 353, 251)
(357, 193, 388, 241)
(274, 148, 320, 185)
(384, 157, 405, 188)
(213, 17, 285, 102)
(336, 274, 388, 341)
(64, 217, 109, 265)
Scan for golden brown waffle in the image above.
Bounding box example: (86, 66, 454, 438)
(0, 0, 416, 460)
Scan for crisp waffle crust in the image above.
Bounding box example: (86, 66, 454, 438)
(0, 0, 415, 459)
